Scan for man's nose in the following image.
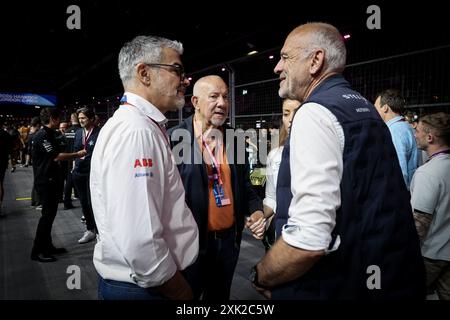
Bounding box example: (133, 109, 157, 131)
(274, 59, 283, 74)
(217, 95, 227, 107)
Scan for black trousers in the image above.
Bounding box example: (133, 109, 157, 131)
(183, 228, 240, 301)
(32, 181, 60, 253)
(73, 173, 96, 231)
(31, 183, 40, 206)
(63, 169, 76, 206)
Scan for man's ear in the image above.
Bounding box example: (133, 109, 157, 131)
(191, 96, 199, 110)
(136, 63, 150, 85)
(427, 132, 434, 144)
(310, 49, 325, 75)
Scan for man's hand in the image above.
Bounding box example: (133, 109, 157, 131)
(246, 210, 265, 240)
(77, 149, 87, 158)
(251, 264, 271, 299)
(156, 270, 193, 300)
(54, 149, 88, 161)
(252, 282, 271, 299)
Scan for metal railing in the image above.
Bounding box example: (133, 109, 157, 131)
(68, 44, 449, 128)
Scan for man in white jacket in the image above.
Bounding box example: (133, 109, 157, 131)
(90, 35, 198, 300)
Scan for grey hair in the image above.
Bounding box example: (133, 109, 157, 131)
(118, 35, 184, 86)
(300, 22, 346, 72)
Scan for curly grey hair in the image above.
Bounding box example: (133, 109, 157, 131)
(118, 35, 183, 86)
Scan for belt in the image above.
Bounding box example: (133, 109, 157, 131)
(208, 227, 234, 240)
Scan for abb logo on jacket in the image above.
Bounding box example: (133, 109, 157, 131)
(134, 158, 153, 168)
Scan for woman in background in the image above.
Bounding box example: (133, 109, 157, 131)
(248, 99, 300, 251)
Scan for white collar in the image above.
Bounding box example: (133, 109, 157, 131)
(122, 92, 168, 126)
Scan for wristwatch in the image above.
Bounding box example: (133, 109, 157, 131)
(250, 265, 264, 288)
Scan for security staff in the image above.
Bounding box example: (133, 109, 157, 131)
(31, 108, 86, 262)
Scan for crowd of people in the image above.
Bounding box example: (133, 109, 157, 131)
(1, 22, 449, 300)
(0, 108, 101, 261)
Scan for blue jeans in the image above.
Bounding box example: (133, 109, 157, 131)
(98, 277, 168, 300)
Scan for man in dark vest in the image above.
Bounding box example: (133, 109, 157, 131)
(249, 22, 425, 299)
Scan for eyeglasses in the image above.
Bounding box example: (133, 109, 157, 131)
(145, 63, 185, 81)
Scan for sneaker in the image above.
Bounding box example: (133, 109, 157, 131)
(35, 205, 42, 210)
(10, 167, 16, 173)
(78, 230, 96, 244)
(80, 215, 86, 223)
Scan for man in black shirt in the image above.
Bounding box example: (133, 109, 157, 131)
(56, 122, 69, 204)
(65, 113, 80, 152)
(28, 117, 41, 207)
(63, 113, 81, 209)
(31, 108, 86, 262)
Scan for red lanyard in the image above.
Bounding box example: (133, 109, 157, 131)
(194, 117, 224, 184)
(123, 102, 169, 145)
(202, 136, 223, 185)
(83, 128, 93, 150)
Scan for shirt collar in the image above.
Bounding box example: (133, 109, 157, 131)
(386, 115, 404, 127)
(192, 114, 223, 141)
(122, 92, 168, 127)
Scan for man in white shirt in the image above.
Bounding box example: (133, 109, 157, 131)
(411, 112, 450, 300)
(251, 23, 424, 299)
(90, 35, 199, 300)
